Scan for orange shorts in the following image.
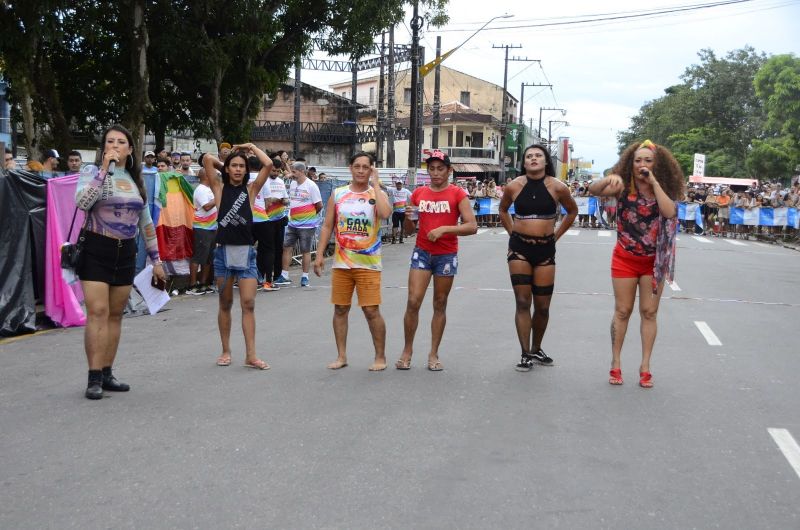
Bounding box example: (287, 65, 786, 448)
(611, 244, 655, 278)
(331, 268, 382, 307)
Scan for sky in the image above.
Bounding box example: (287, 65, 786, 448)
(302, 0, 800, 172)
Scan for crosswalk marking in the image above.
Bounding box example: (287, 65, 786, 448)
(598, 230, 612, 237)
(477, 228, 489, 235)
(724, 239, 747, 246)
(668, 281, 681, 292)
(694, 321, 722, 346)
(768, 429, 800, 480)
(692, 236, 713, 243)
(566, 230, 580, 236)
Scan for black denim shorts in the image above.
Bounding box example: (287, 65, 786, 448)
(76, 230, 137, 286)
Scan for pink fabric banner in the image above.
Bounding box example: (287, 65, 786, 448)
(45, 174, 86, 327)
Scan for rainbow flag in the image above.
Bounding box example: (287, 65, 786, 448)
(156, 174, 194, 261)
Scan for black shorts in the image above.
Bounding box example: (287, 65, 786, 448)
(392, 211, 405, 228)
(507, 232, 556, 266)
(192, 228, 217, 265)
(76, 230, 137, 286)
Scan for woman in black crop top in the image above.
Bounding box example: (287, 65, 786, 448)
(202, 144, 273, 370)
(499, 144, 578, 371)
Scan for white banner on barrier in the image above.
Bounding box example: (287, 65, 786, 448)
(743, 208, 760, 226)
(575, 196, 589, 215)
(773, 207, 788, 226)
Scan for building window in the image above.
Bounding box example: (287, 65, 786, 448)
(447, 131, 453, 146)
(342, 91, 347, 98)
(369, 87, 375, 105)
(404, 88, 412, 105)
(456, 131, 464, 147)
(460, 91, 470, 107)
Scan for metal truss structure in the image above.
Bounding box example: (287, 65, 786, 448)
(252, 121, 409, 144)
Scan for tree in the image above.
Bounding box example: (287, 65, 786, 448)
(618, 47, 768, 177)
(746, 137, 796, 180)
(753, 53, 800, 178)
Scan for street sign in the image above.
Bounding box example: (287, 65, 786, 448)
(505, 124, 521, 152)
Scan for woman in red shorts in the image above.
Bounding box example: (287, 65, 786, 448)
(588, 140, 684, 388)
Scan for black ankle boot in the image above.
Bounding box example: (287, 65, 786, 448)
(102, 366, 130, 392)
(86, 370, 103, 400)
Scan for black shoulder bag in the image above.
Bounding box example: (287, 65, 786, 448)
(60, 206, 87, 270)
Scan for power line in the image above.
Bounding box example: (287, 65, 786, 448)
(433, 0, 758, 32)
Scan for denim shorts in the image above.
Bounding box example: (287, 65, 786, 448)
(409, 247, 458, 276)
(213, 245, 259, 281)
(283, 226, 316, 253)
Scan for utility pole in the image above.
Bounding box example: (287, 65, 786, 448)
(350, 59, 359, 159)
(293, 55, 301, 157)
(431, 36, 441, 149)
(376, 31, 386, 166)
(548, 119, 568, 150)
(539, 107, 566, 144)
(519, 81, 549, 130)
(408, 0, 423, 183)
(387, 27, 396, 167)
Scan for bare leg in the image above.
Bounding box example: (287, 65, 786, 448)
(238, 278, 263, 364)
(400, 268, 433, 364)
(362, 305, 387, 370)
(217, 276, 234, 362)
(102, 285, 133, 368)
(610, 277, 638, 370)
(637, 275, 664, 374)
(331, 304, 350, 366)
(81, 281, 111, 370)
(281, 246, 292, 273)
(302, 252, 311, 274)
(189, 262, 199, 286)
(429, 275, 454, 362)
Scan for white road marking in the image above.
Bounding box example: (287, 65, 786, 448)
(477, 228, 489, 235)
(668, 281, 681, 291)
(598, 230, 612, 237)
(692, 236, 713, 243)
(566, 230, 580, 236)
(694, 321, 722, 346)
(724, 239, 747, 246)
(768, 428, 800, 480)
(676, 237, 681, 241)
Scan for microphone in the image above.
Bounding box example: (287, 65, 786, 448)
(107, 161, 116, 176)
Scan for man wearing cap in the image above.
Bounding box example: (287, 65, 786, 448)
(395, 150, 477, 371)
(67, 151, 83, 174)
(135, 150, 161, 273)
(171, 151, 181, 168)
(219, 142, 232, 161)
(40, 149, 62, 178)
(275, 161, 323, 287)
(390, 180, 412, 244)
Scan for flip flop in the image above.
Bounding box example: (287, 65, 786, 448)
(609, 368, 623, 385)
(327, 360, 348, 370)
(395, 359, 411, 370)
(639, 371, 653, 388)
(368, 362, 387, 371)
(427, 360, 443, 371)
(216, 355, 232, 367)
(244, 358, 270, 370)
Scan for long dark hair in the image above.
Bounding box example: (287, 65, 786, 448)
(99, 124, 146, 201)
(221, 150, 250, 185)
(521, 144, 555, 177)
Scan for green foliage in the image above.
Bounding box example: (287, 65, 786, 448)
(0, 0, 449, 152)
(618, 47, 771, 178)
(754, 54, 800, 143)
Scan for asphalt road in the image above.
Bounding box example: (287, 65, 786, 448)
(1, 227, 798, 529)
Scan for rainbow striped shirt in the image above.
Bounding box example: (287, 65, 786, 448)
(332, 186, 382, 270)
(288, 178, 322, 228)
(193, 184, 218, 230)
(392, 187, 411, 213)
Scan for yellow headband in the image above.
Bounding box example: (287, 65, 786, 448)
(640, 139, 656, 152)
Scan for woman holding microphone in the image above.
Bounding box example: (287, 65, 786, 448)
(588, 140, 684, 388)
(75, 124, 166, 400)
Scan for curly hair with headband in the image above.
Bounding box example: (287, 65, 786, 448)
(612, 141, 685, 201)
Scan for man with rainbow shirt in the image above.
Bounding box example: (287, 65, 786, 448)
(314, 152, 392, 371)
(390, 180, 411, 244)
(253, 158, 289, 290)
(275, 161, 322, 287)
(187, 168, 218, 294)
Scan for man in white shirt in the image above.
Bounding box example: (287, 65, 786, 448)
(390, 180, 411, 244)
(255, 158, 290, 290)
(274, 161, 323, 287)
